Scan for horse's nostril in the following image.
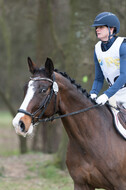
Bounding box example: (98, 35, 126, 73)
(19, 120, 25, 132)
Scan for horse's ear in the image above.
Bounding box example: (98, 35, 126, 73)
(27, 57, 37, 74)
(45, 57, 54, 76)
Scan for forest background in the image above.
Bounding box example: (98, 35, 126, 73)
(0, 0, 126, 177)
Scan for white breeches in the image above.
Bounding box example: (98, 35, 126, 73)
(109, 87, 126, 108)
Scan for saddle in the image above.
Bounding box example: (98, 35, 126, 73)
(110, 102, 126, 140)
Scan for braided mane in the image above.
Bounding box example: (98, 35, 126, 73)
(54, 69, 90, 98)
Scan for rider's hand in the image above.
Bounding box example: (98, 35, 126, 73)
(90, 94, 97, 100)
(96, 94, 108, 105)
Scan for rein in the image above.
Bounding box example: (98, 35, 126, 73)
(42, 102, 120, 123)
(39, 103, 100, 122)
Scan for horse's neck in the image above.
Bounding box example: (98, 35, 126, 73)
(56, 73, 111, 149)
(57, 73, 94, 141)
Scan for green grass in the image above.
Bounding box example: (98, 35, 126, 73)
(0, 149, 20, 157)
(0, 111, 12, 125)
(27, 159, 72, 184)
(0, 110, 19, 157)
(0, 179, 72, 190)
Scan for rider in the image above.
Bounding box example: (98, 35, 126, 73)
(90, 12, 126, 108)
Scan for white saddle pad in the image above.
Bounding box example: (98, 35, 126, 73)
(111, 107, 126, 140)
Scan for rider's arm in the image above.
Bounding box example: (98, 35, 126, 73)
(104, 41, 126, 98)
(90, 51, 104, 95)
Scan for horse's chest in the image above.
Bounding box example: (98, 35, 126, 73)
(66, 150, 108, 188)
(66, 144, 96, 184)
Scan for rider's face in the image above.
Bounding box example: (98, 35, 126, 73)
(95, 26, 114, 42)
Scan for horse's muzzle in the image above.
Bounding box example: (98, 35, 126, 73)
(12, 114, 34, 137)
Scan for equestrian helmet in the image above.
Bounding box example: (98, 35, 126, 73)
(91, 12, 120, 34)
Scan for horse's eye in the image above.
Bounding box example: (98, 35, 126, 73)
(39, 88, 47, 93)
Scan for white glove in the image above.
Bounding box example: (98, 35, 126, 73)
(96, 94, 108, 105)
(90, 94, 97, 100)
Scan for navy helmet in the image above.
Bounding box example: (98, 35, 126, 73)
(91, 12, 120, 34)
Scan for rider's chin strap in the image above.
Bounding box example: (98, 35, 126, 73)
(108, 27, 112, 42)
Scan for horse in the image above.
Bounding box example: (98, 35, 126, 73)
(12, 57, 126, 190)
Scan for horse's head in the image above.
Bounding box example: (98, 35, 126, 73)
(12, 57, 59, 137)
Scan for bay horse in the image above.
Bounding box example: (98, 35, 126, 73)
(13, 57, 126, 190)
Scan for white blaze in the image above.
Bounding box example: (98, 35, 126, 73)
(12, 80, 35, 136)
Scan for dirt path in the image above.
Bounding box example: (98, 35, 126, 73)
(0, 153, 52, 178)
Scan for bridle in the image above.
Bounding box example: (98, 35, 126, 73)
(18, 73, 101, 126)
(18, 74, 59, 125)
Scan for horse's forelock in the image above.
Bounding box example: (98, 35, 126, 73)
(32, 67, 54, 80)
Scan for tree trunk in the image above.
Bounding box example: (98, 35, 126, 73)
(33, 0, 64, 154)
(54, 127, 68, 170)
